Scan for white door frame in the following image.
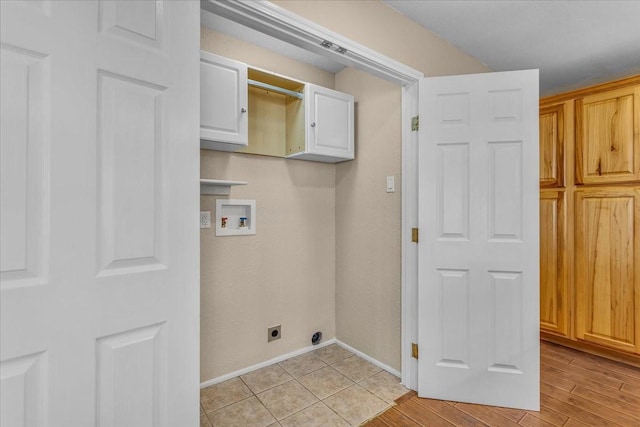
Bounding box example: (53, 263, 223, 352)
(200, 0, 422, 389)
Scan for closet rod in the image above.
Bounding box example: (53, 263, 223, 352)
(248, 79, 304, 100)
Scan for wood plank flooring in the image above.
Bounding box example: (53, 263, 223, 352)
(364, 341, 640, 426)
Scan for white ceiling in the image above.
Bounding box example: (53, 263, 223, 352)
(383, 0, 640, 96)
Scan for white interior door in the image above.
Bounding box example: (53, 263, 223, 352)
(418, 70, 539, 410)
(0, 1, 200, 425)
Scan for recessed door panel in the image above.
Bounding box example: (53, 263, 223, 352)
(575, 188, 639, 353)
(97, 71, 166, 276)
(488, 141, 523, 241)
(0, 45, 49, 288)
(437, 143, 470, 240)
(437, 269, 470, 369)
(539, 190, 568, 337)
(0, 352, 47, 427)
(576, 86, 640, 184)
(539, 104, 565, 187)
(96, 324, 167, 427)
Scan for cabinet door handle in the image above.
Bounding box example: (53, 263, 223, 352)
(310, 122, 316, 127)
(241, 107, 247, 113)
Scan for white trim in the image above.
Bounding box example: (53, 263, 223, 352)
(200, 339, 336, 388)
(400, 82, 420, 390)
(200, 0, 423, 86)
(335, 340, 402, 378)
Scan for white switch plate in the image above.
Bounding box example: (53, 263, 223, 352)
(200, 211, 211, 228)
(386, 176, 395, 193)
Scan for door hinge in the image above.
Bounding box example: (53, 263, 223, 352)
(411, 227, 419, 243)
(411, 343, 419, 359)
(411, 115, 419, 131)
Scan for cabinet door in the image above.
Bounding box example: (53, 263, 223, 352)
(200, 51, 248, 150)
(540, 190, 569, 337)
(576, 85, 640, 184)
(575, 187, 640, 353)
(306, 84, 354, 161)
(539, 104, 565, 187)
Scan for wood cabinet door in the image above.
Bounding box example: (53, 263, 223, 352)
(540, 104, 565, 187)
(575, 187, 640, 353)
(200, 51, 248, 150)
(576, 85, 640, 184)
(540, 190, 569, 337)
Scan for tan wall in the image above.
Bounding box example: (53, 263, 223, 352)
(275, 0, 491, 371)
(200, 29, 337, 382)
(334, 68, 403, 369)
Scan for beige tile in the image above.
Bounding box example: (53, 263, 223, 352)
(358, 371, 410, 404)
(312, 344, 354, 365)
(299, 366, 354, 400)
(200, 414, 212, 427)
(331, 355, 382, 383)
(201, 404, 205, 415)
(279, 352, 327, 378)
(241, 364, 293, 394)
(207, 396, 276, 427)
(257, 380, 318, 420)
(201, 377, 253, 412)
(323, 385, 390, 426)
(280, 402, 350, 427)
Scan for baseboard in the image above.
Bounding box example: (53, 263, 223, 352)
(200, 338, 403, 389)
(200, 338, 336, 389)
(335, 339, 402, 378)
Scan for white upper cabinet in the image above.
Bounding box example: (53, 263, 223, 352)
(199, 52, 354, 162)
(200, 51, 248, 151)
(288, 84, 354, 163)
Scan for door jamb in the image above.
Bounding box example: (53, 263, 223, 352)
(200, 0, 422, 390)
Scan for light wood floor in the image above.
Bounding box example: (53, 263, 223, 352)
(364, 341, 640, 426)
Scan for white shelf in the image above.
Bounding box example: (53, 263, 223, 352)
(200, 179, 247, 195)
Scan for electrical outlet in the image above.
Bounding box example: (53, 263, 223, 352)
(267, 325, 281, 342)
(200, 211, 211, 229)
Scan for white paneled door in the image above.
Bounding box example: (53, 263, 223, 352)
(418, 70, 540, 410)
(0, 1, 200, 426)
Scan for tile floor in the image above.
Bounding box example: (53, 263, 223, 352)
(200, 344, 410, 427)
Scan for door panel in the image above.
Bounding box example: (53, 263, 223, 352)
(539, 104, 565, 187)
(576, 85, 640, 184)
(540, 190, 569, 337)
(575, 187, 640, 353)
(419, 70, 539, 410)
(0, 1, 200, 425)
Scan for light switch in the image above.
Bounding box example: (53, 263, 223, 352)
(386, 176, 395, 193)
(200, 211, 211, 228)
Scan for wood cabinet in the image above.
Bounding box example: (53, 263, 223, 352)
(200, 51, 249, 151)
(199, 51, 355, 163)
(539, 104, 565, 187)
(575, 187, 640, 353)
(576, 85, 640, 184)
(540, 190, 569, 337)
(539, 75, 640, 364)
